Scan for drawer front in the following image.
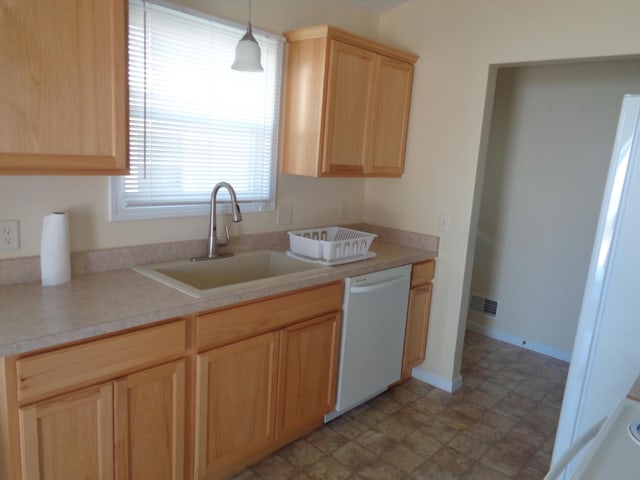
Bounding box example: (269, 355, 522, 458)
(16, 320, 186, 403)
(196, 282, 343, 351)
(411, 260, 435, 287)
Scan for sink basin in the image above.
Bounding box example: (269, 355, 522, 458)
(134, 250, 321, 297)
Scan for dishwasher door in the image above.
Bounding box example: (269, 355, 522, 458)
(326, 264, 411, 421)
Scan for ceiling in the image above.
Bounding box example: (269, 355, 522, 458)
(347, 0, 409, 14)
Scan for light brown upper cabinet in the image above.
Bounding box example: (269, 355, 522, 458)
(0, 0, 128, 175)
(283, 25, 418, 177)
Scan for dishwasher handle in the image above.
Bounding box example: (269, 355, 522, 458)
(349, 276, 409, 294)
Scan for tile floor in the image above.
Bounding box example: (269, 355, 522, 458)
(230, 330, 569, 479)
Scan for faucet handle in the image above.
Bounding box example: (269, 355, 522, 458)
(216, 225, 230, 246)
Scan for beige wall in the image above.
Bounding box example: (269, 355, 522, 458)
(470, 60, 640, 358)
(0, 0, 379, 260)
(371, 0, 640, 386)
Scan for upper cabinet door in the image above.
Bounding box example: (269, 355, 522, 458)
(322, 40, 376, 176)
(369, 56, 414, 176)
(282, 25, 418, 178)
(0, 0, 128, 175)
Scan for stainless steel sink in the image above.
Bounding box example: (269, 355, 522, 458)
(134, 250, 320, 297)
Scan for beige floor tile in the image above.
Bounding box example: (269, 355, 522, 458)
(400, 429, 443, 458)
(332, 442, 377, 471)
(448, 432, 491, 460)
(418, 418, 461, 444)
(251, 455, 298, 480)
(411, 460, 464, 480)
(430, 446, 475, 475)
(327, 415, 369, 440)
(353, 429, 395, 456)
(278, 441, 325, 469)
(356, 459, 406, 480)
(373, 416, 416, 441)
(464, 422, 505, 444)
(303, 456, 352, 480)
(381, 443, 426, 473)
(410, 396, 447, 416)
(345, 403, 388, 427)
(306, 426, 350, 454)
(465, 462, 512, 480)
(394, 405, 432, 428)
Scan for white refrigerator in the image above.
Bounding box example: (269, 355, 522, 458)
(552, 94, 640, 476)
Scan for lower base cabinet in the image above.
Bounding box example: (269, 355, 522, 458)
(399, 260, 435, 381)
(276, 313, 340, 439)
(0, 281, 351, 480)
(19, 383, 115, 480)
(18, 360, 186, 480)
(195, 312, 341, 480)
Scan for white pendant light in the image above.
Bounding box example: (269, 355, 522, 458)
(231, 0, 263, 72)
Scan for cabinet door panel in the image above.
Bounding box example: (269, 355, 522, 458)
(195, 332, 279, 477)
(114, 361, 185, 480)
(323, 40, 376, 175)
(19, 383, 114, 480)
(0, 0, 127, 174)
(402, 284, 433, 378)
(277, 313, 341, 438)
(370, 56, 413, 176)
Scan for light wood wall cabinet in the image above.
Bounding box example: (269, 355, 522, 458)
(194, 283, 342, 480)
(283, 25, 418, 177)
(400, 260, 435, 381)
(0, 0, 128, 175)
(0, 320, 187, 480)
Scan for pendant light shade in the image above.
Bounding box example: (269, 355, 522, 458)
(231, 1, 263, 72)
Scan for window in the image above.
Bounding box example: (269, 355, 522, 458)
(110, 0, 283, 221)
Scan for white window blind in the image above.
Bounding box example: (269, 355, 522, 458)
(110, 0, 283, 220)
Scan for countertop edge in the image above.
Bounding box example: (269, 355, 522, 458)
(0, 242, 436, 357)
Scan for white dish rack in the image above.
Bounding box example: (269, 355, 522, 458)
(287, 227, 376, 265)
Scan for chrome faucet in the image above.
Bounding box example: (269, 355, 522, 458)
(206, 182, 242, 259)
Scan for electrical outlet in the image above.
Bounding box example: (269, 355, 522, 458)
(0, 220, 20, 250)
(277, 204, 293, 226)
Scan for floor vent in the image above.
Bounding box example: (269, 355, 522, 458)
(469, 294, 498, 317)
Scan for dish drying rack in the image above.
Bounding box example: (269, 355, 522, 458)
(287, 227, 376, 265)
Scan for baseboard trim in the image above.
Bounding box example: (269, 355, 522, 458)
(466, 321, 571, 362)
(411, 366, 463, 393)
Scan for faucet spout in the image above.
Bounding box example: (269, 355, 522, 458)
(207, 182, 243, 258)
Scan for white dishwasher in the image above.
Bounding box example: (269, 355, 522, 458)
(325, 264, 411, 422)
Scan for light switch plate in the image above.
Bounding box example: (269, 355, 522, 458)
(0, 220, 20, 250)
(438, 213, 451, 233)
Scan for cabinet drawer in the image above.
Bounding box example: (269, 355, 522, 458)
(196, 282, 343, 351)
(411, 260, 435, 287)
(16, 320, 186, 403)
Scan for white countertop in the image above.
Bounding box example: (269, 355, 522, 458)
(0, 241, 435, 357)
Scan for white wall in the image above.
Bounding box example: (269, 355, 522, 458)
(0, 0, 379, 259)
(371, 0, 640, 388)
(469, 60, 640, 359)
